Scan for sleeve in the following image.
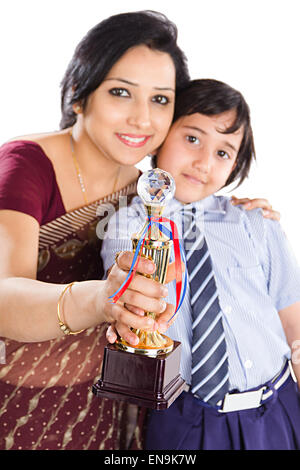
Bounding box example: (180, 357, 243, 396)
(100, 196, 146, 276)
(0, 141, 55, 225)
(263, 218, 300, 311)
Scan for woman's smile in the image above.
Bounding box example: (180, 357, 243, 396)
(115, 133, 152, 148)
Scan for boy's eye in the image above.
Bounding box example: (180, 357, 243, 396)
(152, 95, 169, 105)
(186, 135, 200, 144)
(218, 150, 230, 159)
(109, 88, 130, 97)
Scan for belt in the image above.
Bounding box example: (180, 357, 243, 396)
(185, 360, 296, 413)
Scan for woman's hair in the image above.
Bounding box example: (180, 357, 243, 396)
(60, 10, 189, 129)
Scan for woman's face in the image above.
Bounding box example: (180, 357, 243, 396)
(79, 45, 176, 166)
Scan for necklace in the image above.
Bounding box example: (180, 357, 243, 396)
(70, 130, 120, 205)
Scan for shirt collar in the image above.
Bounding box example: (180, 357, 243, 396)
(170, 194, 227, 215)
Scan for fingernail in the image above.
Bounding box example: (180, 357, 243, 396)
(161, 287, 168, 297)
(136, 309, 145, 316)
(262, 210, 270, 216)
(127, 335, 139, 346)
(159, 300, 167, 313)
(106, 331, 116, 344)
(145, 262, 155, 273)
(146, 318, 155, 328)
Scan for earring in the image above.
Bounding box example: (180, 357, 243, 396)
(73, 104, 82, 114)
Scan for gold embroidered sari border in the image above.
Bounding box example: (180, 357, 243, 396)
(38, 181, 137, 250)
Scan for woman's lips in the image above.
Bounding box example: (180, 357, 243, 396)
(116, 133, 151, 148)
(183, 173, 206, 185)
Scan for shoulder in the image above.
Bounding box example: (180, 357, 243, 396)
(214, 194, 285, 247)
(212, 194, 262, 222)
(5, 129, 70, 165)
(0, 140, 60, 225)
(0, 139, 54, 174)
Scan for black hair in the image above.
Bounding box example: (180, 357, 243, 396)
(153, 79, 256, 189)
(60, 10, 189, 129)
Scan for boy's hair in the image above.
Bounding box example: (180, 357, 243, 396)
(60, 10, 189, 129)
(153, 79, 255, 189)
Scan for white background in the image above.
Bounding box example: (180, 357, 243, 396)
(1, 0, 299, 261)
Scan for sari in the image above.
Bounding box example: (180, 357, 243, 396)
(0, 179, 145, 450)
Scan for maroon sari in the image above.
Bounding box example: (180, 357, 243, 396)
(0, 141, 145, 450)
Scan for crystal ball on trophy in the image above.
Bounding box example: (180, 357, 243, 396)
(137, 168, 175, 207)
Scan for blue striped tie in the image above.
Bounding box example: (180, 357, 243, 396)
(183, 206, 229, 405)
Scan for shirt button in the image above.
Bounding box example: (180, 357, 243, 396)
(224, 305, 232, 314)
(244, 359, 253, 369)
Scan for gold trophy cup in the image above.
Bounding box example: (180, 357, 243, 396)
(93, 169, 185, 409)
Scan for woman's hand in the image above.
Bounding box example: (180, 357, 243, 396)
(231, 195, 280, 221)
(102, 251, 177, 346)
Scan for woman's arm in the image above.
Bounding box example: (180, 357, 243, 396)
(0, 210, 168, 342)
(278, 301, 300, 387)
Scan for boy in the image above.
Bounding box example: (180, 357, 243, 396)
(101, 79, 300, 450)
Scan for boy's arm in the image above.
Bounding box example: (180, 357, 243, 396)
(278, 302, 300, 387)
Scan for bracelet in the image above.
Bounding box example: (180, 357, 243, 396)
(57, 282, 85, 336)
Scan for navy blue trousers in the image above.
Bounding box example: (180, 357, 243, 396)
(146, 376, 300, 450)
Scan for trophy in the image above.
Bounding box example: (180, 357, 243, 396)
(93, 169, 185, 409)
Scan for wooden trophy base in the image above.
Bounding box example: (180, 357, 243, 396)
(92, 341, 185, 410)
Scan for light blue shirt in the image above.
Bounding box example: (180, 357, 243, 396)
(101, 194, 300, 391)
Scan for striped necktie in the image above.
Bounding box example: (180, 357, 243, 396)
(183, 206, 229, 405)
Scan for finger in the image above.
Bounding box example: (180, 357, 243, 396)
(117, 251, 156, 275)
(124, 272, 168, 299)
(111, 302, 156, 331)
(231, 196, 251, 205)
(107, 259, 166, 301)
(106, 324, 118, 343)
(114, 321, 140, 346)
(155, 303, 176, 333)
(120, 289, 167, 315)
(242, 198, 272, 210)
(124, 303, 145, 316)
(262, 209, 281, 221)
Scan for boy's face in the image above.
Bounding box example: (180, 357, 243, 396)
(156, 110, 244, 204)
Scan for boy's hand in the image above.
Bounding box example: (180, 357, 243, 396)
(231, 195, 281, 221)
(104, 251, 179, 345)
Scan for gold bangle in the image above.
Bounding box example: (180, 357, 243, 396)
(57, 282, 85, 336)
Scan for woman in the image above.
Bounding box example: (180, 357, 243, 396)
(0, 10, 278, 450)
(0, 10, 190, 451)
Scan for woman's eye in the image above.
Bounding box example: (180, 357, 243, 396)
(186, 135, 200, 144)
(152, 95, 169, 105)
(218, 150, 230, 159)
(109, 88, 130, 97)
